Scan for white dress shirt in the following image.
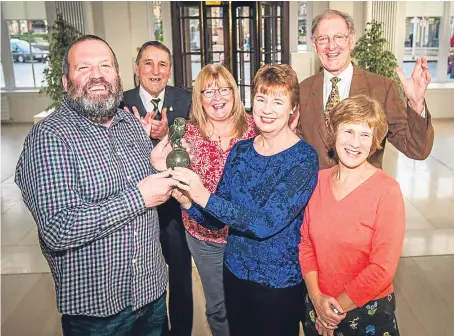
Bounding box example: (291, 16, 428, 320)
(322, 62, 426, 117)
(139, 86, 165, 112)
(322, 62, 354, 111)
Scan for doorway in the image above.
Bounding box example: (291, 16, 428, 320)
(171, 1, 289, 109)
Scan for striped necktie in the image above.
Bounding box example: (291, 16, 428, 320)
(324, 77, 341, 128)
(151, 98, 161, 120)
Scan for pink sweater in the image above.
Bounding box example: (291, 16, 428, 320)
(299, 167, 405, 307)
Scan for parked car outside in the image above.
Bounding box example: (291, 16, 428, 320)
(10, 38, 48, 63)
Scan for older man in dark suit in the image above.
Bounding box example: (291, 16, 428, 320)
(296, 9, 434, 169)
(121, 41, 193, 336)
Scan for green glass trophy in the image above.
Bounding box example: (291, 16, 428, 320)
(166, 117, 190, 169)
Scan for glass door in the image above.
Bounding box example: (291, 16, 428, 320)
(171, 1, 289, 110)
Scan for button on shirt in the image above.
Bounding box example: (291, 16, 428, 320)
(139, 85, 165, 114)
(15, 98, 167, 317)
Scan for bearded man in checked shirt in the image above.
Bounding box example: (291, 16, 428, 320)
(15, 35, 179, 336)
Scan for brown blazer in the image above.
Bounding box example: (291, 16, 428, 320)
(296, 66, 434, 169)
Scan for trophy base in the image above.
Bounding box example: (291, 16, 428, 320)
(166, 148, 190, 169)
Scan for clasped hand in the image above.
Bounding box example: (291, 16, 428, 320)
(170, 167, 211, 209)
(311, 292, 346, 336)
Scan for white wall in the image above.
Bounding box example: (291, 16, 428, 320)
(328, 1, 366, 37)
(405, 1, 447, 17)
(2, 1, 46, 20)
(91, 2, 136, 90)
(426, 85, 454, 118)
(2, 91, 52, 122)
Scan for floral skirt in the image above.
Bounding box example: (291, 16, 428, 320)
(303, 293, 400, 336)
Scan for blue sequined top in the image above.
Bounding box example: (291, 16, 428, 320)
(186, 138, 318, 288)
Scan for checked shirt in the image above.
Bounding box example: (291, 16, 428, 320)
(15, 98, 167, 317)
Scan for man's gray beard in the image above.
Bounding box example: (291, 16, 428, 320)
(66, 77, 124, 124)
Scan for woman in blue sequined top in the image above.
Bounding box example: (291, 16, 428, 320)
(171, 64, 319, 336)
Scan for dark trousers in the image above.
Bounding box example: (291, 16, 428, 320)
(223, 266, 306, 336)
(303, 292, 400, 336)
(158, 199, 193, 336)
(62, 292, 166, 336)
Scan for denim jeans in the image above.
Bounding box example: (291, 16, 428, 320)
(185, 231, 229, 336)
(61, 292, 167, 336)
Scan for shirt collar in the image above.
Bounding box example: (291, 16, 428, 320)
(323, 61, 354, 83)
(139, 85, 166, 104)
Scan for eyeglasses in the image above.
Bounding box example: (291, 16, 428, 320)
(201, 87, 232, 98)
(313, 34, 349, 46)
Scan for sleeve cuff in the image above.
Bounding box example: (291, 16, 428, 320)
(124, 187, 146, 214)
(421, 107, 426, 118)
(344, 285, 369, 308)
(184, 203, 204, 223)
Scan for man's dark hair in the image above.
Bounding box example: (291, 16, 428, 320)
(135, 40, 172, 66)
(62, 34, 119, 76)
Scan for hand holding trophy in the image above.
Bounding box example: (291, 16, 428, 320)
(166, 117, 190, 169)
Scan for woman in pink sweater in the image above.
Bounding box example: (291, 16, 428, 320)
(299, 95, 405, 336)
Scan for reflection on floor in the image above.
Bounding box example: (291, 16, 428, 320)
(2, 120, 454, 336)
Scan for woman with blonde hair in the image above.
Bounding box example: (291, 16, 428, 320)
(171, 64, 318, 336)
(181, 64, 256, 336)
(299, 95, 405, 336)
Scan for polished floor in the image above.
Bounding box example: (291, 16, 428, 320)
(1, 120, 454, 336)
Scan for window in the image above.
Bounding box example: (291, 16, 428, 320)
(6, 19, 49, 88)
(404, 16, 440, 81)
(297, 2, 308, 51)
(151, 2, 163, 42)
(404, 17, 441, 51)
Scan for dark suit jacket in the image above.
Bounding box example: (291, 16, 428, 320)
(121, 85, 192, 230)
(121, 85, 192, 137)
(296, 66, 434, 170)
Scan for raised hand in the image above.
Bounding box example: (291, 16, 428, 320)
(395, 57, 431, 114)
(150, 107, 169, 140)
(124, 105, 157, 137)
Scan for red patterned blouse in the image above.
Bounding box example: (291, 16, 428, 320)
(182, 113, 256, 243)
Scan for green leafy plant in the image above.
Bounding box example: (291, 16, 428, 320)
(40, 13, 81, 111)
(352, 20, 401, 87)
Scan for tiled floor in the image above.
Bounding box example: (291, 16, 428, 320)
(1, 120, 454, 336)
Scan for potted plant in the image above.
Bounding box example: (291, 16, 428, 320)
(39, 13, 81, 114)
(352, 20, 401, 88)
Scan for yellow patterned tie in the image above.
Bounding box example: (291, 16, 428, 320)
(324, 77, 341, 128)
(151, 98, 161, 120)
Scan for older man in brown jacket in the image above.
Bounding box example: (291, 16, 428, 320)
(296, 9, 434, 169)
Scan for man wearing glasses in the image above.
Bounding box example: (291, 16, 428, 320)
(295, 9, 434, 169)
(121, 41, 193, 336)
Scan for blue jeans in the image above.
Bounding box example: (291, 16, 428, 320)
(61, 292, 167, 336)
(186, 231, 229, 336)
